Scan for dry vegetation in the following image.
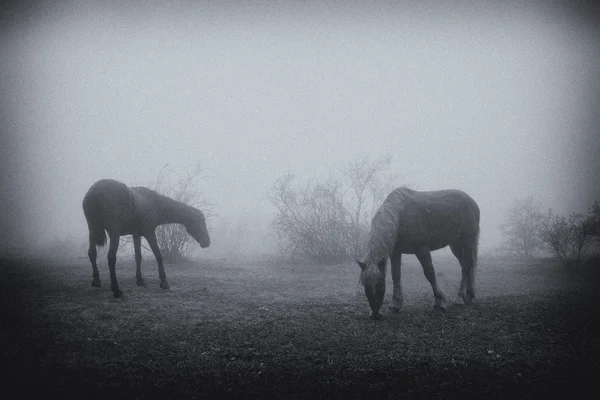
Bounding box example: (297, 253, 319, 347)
(1, 252, 599, 399)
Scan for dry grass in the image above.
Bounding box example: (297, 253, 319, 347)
(1, 251, 599, 399)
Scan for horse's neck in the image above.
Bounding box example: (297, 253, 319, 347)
(154, 195, 192, 226)
(367, 199, 403, 261)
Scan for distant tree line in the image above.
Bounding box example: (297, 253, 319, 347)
(500, 197, 600, 268)
(115, 159, 599, 270)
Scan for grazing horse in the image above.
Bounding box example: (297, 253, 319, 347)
(82, 179, 210, 298)
(357, 187, 480, 320)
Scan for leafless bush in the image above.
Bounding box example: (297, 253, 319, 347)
(539, 207, 596, 268)
(269, 155, 396, 264)
(499, 197, 544, 259)
(340, 154, 398, 254)
(583, 201, 600, 240)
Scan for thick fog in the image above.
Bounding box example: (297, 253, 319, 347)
(1, 1, 599, 257)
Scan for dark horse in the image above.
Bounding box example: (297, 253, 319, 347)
(357, 187, 480, 320)
(82, 179, 210, 298)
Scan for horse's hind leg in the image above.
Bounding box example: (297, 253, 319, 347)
(453, 237, 476, 305)
(145, 231, 169, 290)
(133, 235, 146, 286)
(88, 234, 101, 287)
(415, 247, 447, 309)
(450, 243, 469, 303)
(107, 233, 123, 298)
(463, 242, 477, 304)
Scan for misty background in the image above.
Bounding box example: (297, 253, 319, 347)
(1, 1, 599, 259)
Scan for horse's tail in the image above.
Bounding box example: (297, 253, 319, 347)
(469, 196, 480, 269)
(82, 195, 107, 247)
(92, 226, 108, 247)
(473, 230, 479, 267)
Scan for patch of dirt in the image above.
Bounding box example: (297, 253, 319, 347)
(1, 255, 599, 399)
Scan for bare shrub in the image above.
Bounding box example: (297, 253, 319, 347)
(499, 197, 543, 259)
(539, 207, 597, 268)
(269, 155, 396, 264)
(583, 201, 600, 239)
(339, 154, 398, 255)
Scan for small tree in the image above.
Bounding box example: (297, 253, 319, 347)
(539, 209, 594, 268)
(583, 201, 600, 239)
(500, 197, 543, 258)
(270, 174, 351, 263)
(119, 163, 213, 263)
(339, 154, 397, 255)
(269, 155, 396, 264)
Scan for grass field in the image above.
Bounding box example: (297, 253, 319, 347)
(1, 251, 599, 399)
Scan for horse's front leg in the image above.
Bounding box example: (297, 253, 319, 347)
(415, 247, 447, 310)
(133, 235, 146, 286)
(107, 233, 123, 298)
(389, 252, 403, 313)
(144, 231, 169, 289)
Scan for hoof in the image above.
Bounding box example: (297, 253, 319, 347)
(388, 306, 401, 314)
(113, 290, 123, 298)
(370, 313, 383, 321)
(433, 297, 447, 310)
(459, 292, 473, 305)
(92, 280, 101, 288)
(160, 281, 170, 290)
(136, 278, 146, 287)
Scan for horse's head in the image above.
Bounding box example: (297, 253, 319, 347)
(186, 209, 211, 248)
(357, 257, 387, 320)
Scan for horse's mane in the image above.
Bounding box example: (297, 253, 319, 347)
(131, 186, 190, 211)
(359, 186, 413, 284)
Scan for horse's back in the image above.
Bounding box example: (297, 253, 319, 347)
(402, 188, 479, 222)
(129, 186, 162, 202)
(389, 187, 480, 252)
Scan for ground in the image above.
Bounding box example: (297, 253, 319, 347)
(1, 251, 599, 399)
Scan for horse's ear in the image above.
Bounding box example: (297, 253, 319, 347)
(357, 260, 367, 270)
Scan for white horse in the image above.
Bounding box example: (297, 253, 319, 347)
(358, 187, 480, 320)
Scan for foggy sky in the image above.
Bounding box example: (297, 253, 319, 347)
(1, 1, 599, 255)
